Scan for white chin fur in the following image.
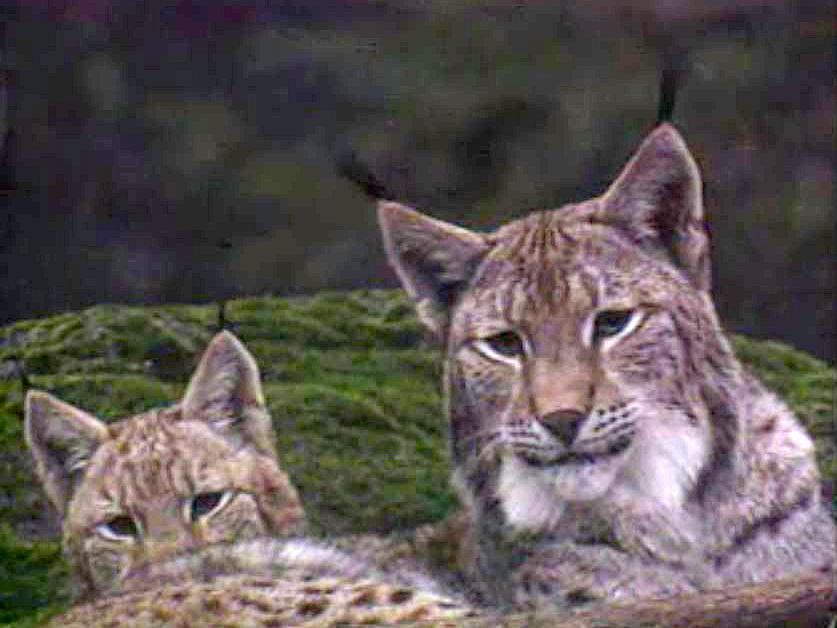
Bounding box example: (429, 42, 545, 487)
(496, 454, 565, 531)
(495, 414, 710, 532)
(615, 416, 710, 511)
(497, 453, 624, 531)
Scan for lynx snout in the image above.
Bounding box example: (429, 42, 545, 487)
(538, 409, 584, 447)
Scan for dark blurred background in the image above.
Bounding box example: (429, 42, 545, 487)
(0, 1, 833, 362)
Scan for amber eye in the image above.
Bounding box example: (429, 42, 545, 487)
(97, 515, 139, 541)
(593, 310, 635, 341)
(188, 491, 231, 522)
(479, 330, 526, 360)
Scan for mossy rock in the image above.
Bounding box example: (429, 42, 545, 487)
(0, 291, 833, 625)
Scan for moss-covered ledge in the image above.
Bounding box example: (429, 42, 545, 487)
(0, 290, 834, 625)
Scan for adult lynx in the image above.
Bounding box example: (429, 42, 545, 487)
(26, 331, 472, 626)
(378, 123, 836, 607)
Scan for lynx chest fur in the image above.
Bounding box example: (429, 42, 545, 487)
(379, 123, 836, 608)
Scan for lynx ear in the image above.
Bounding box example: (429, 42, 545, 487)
(378, 201, 489, 337)
(25, 390, 109, 515)
(599, 124, 710, 291)
(181, 331, 276, 457)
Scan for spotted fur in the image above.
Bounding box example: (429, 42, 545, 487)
(379, 123, 836, 609)
(54, 538, 475, 627)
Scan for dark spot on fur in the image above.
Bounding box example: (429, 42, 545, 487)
(241, 595, 274, 613)
(303, 585, 335, 595)
(202, 595, 224, 613)
(759, 416, 776, 433)
(403, 606, 431, 621)
(351, 589, 377, 606)
(390, 588, 414, 604)
(169, 590, 188, 603)
(566, 589, 596, 604)
(297, 599, 328, 617)
(717, 490, 814, 566)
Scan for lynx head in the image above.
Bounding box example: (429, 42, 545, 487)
(25, 331, 305, 598)
(379, 124, 740, 532)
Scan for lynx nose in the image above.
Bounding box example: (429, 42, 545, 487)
(539, 409, 585, 446)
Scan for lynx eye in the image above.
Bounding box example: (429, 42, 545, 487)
(476, 330, 526, 363)
(96, 515, 139, 541)
(187, 490, 232, 523)
(593, 310, 637, 341)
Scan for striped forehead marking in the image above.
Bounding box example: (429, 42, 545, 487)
(100, 409, 212, 504)
(477, 212, 603, 323)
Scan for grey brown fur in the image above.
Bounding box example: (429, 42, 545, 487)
(378, 123, 836, 609)
(25, 331, 473, 625)
(25, 331, 306, 598)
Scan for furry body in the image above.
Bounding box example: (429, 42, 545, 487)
(26, 332, 472, 625)
(378, 123, 836, 608)
(55, 537, 473, 627)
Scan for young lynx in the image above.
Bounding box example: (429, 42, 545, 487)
(378, 123, 836, 608)
(26, 331, 472, 626)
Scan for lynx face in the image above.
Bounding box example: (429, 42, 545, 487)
(380, 124, 726, 532)
(449, 213, 722, 530)
(25, 332, 305, 597)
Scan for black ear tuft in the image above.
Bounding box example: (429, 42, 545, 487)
(336, 149, 396, 201)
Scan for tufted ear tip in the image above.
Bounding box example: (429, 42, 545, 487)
(598, 123, 709, 291)
(25, 389, 53, 413)
(205, 330, 249, 361)
(377, 199, 409, 219)
(647, 122, 686, 146)
(376, 200, 430, 242)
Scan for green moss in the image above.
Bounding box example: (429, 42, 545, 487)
(0, 291, 833, 626)
(0, 526, 68, 625)
(731, 335, 836, 487)
(227, 291, 426, 350)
